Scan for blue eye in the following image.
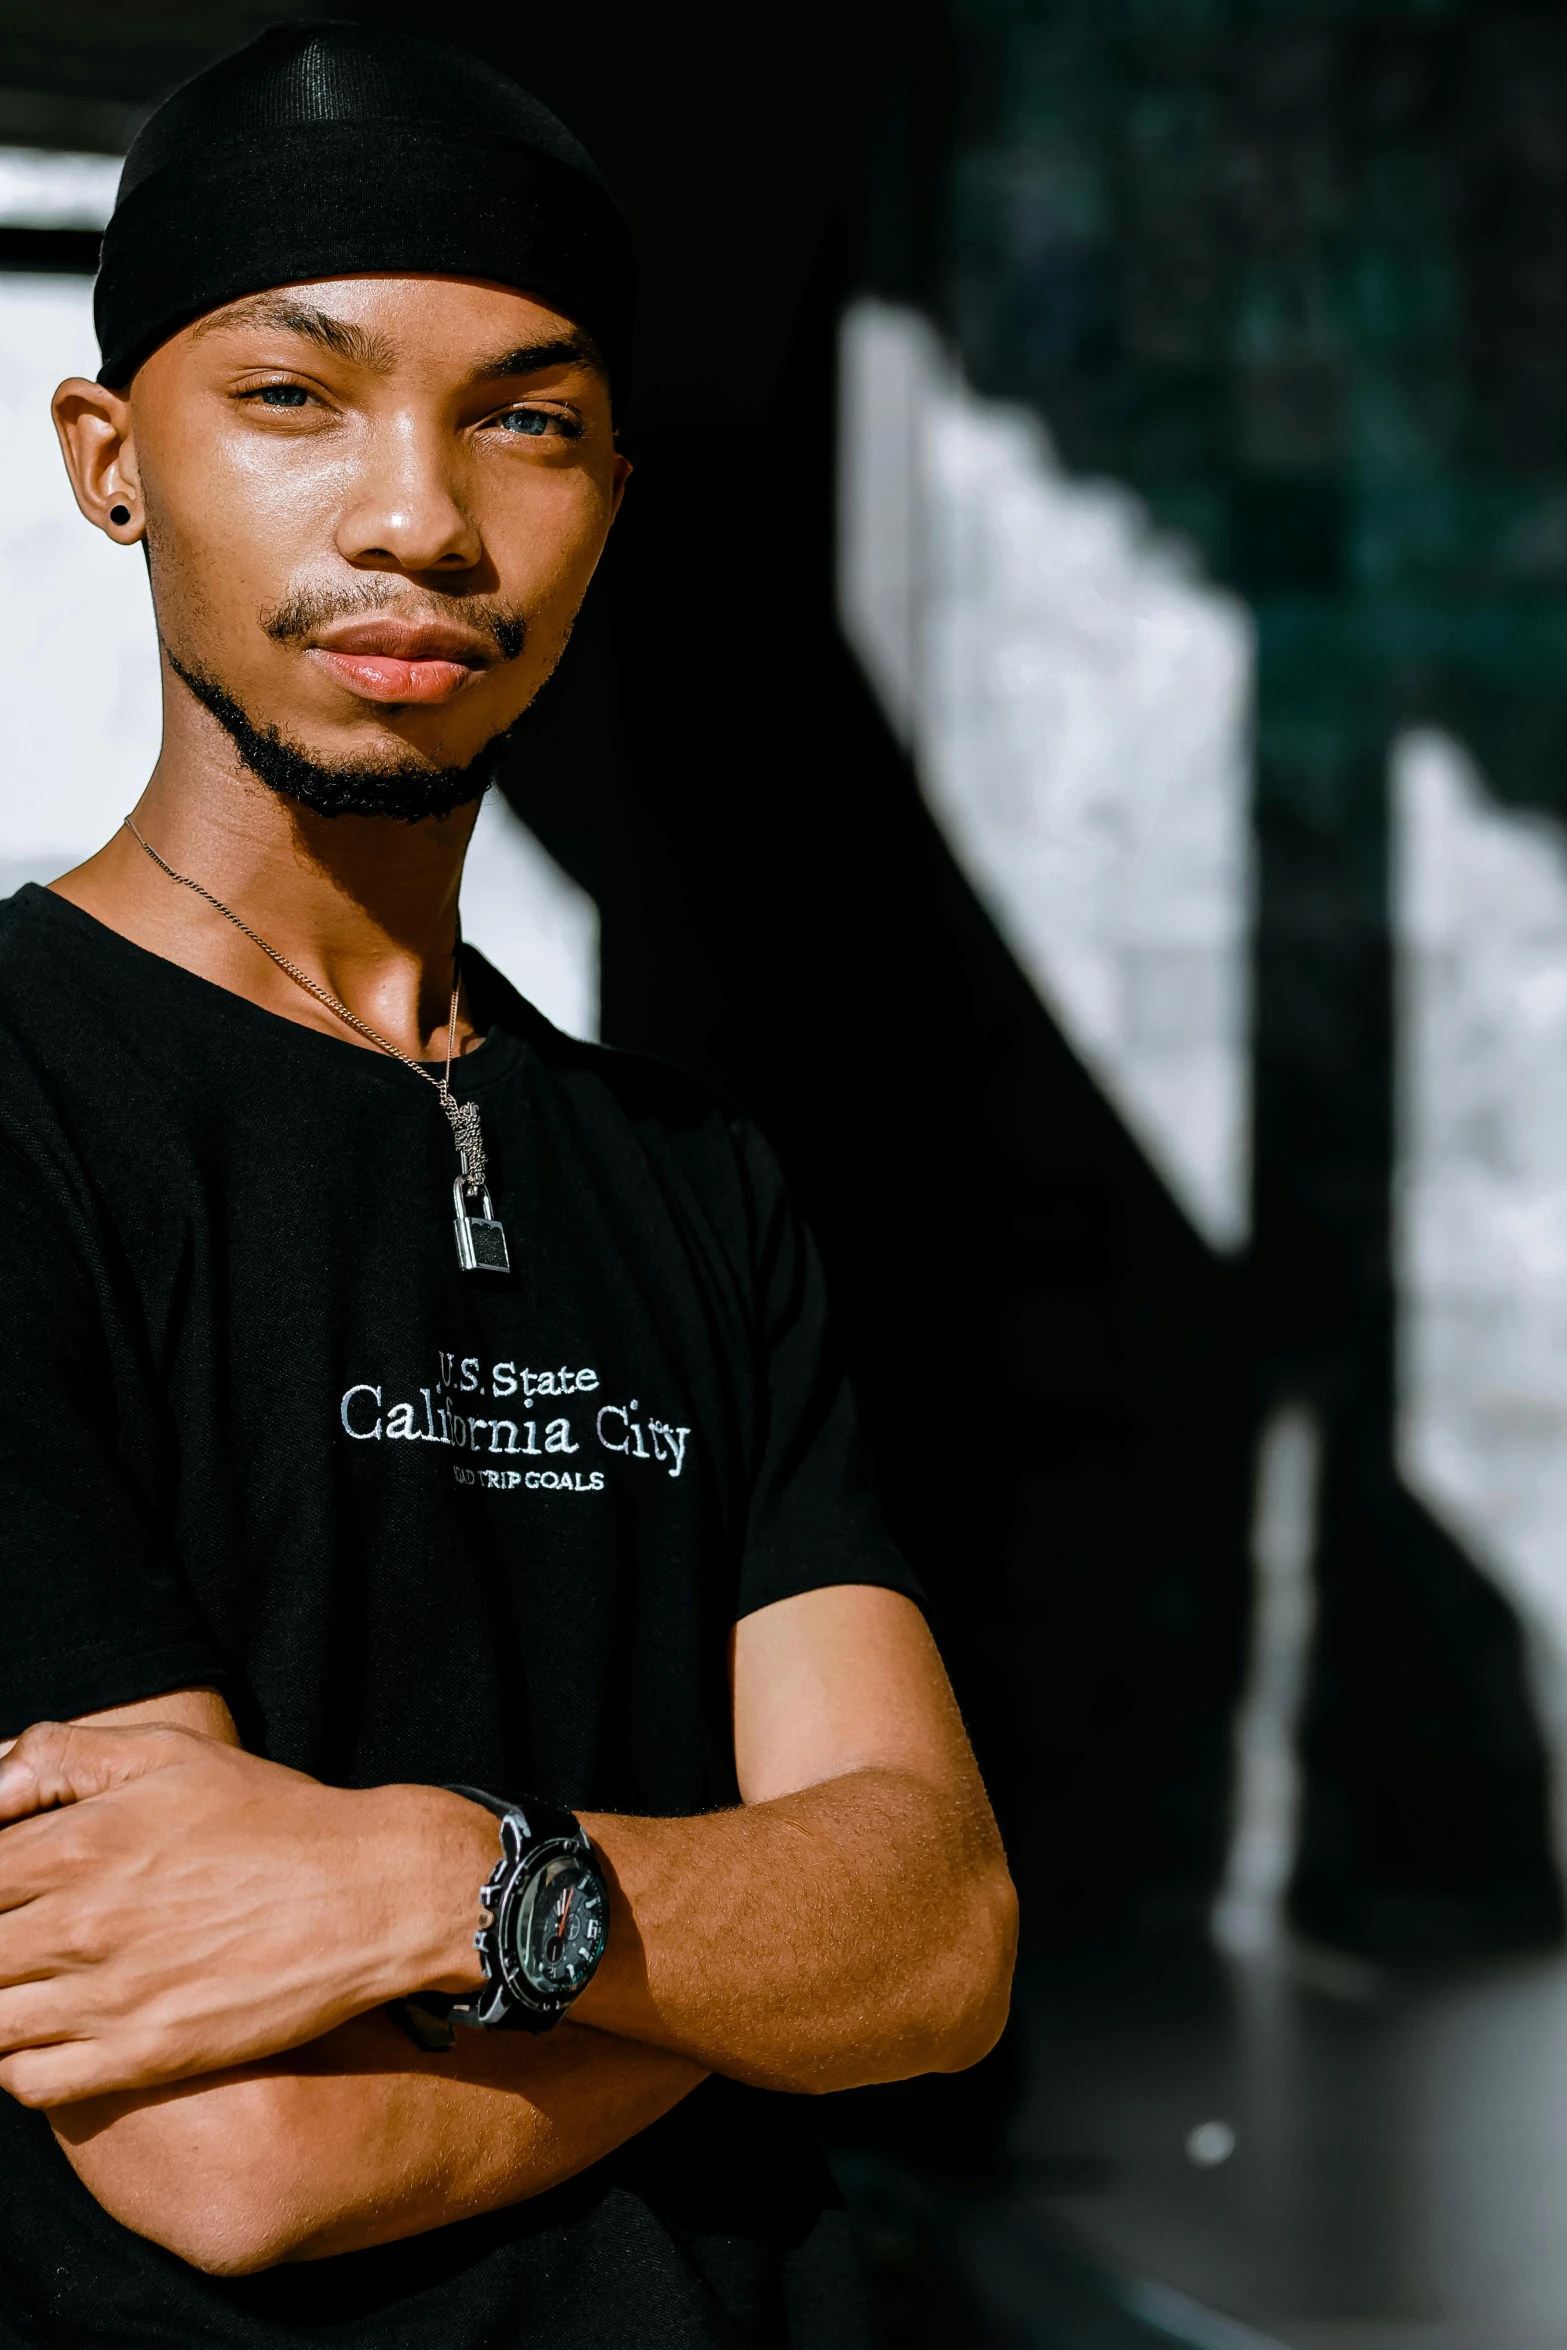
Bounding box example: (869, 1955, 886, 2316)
(499, 409, 552, 436)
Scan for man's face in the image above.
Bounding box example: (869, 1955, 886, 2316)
(95, 276, 628, 800)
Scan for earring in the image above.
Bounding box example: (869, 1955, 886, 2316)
(109, 503, 131, 526)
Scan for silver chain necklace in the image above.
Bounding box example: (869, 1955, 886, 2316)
(123, 814, 511, 1275)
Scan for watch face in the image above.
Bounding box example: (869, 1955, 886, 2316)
(510, 1849, 607, 2003)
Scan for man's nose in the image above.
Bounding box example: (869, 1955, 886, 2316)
(335, 417, 482, 573)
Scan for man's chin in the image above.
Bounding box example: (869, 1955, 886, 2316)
(269, 759, 493, 825)
(167, 647, 507, 823)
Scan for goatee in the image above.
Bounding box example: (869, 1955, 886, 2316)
(166, 647, 512, 823)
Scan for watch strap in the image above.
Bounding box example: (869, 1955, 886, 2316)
(386, 1992, 458, 2051)
(442, 1784, 585, 1849)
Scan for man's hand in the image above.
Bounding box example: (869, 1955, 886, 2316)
(0, 1714, 493, 2107)
(0, 1686, 705, 2277)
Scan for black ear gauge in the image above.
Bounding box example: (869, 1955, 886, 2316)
(109, 503, 131, 526)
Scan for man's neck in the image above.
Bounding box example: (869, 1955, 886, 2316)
(50, 688, 483, 1065)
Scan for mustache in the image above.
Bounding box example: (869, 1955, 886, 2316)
(258, 581, 527, 664)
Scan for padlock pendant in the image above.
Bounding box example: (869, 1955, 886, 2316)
(453, 1179, 511, 1274)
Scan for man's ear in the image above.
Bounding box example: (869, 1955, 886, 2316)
(52, 378, 143, 544)
(608, 450, 633, 524)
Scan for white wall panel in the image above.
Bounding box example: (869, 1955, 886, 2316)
(0, 272, 161, 887)
(839, 299, 1253, 1251)
(0, 147, 121, 227)
(1395, 728, 1567, 1825)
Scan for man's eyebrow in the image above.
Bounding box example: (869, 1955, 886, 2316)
(467, 335, 603, 385)
(190, 294, 397, 373)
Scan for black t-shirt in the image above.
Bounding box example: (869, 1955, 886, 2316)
(0, 882, 918, 2350)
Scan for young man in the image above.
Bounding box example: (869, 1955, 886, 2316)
(0, 23, 1016, 2348)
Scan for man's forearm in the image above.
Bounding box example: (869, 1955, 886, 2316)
(51, 2007, 706, 2276)
(572, 1763, 1017, 2094)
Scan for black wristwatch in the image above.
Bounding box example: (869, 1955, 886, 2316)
(393, 1787, 609, 2048)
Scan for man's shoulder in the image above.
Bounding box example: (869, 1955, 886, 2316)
(0, 886, 81, 1066)
(0, 882, 60, 979)
(0, 884, 121, 1031)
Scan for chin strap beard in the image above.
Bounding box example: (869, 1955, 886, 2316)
(163, 644, 506, 822)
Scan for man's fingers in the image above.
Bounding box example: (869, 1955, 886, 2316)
(0, 2028, 166, 2111)
(0, 1721, 206, 1824)
(0, 1977, 77, 2059)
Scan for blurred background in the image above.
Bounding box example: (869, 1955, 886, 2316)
(10, 0, 1567, 2341)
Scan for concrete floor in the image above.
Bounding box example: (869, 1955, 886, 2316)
(840, 1944, 1567, 2349)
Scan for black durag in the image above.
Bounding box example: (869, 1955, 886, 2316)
(93, 20, 635, 401)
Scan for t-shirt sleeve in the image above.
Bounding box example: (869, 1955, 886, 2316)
(0, 1136, 227, 1729)
(732, 1121, 922, 1622)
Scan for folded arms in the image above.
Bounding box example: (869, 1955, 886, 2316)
(0, 1586, 1016, 2273)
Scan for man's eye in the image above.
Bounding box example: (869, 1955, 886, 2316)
(497, 409, 553, 437)
(251, 385, 311, 407)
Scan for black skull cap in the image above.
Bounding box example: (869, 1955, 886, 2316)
(94, 19, 635, 401)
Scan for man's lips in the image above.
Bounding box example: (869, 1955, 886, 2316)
(310, 648, 475, 704)
(305, 617, 501, 706)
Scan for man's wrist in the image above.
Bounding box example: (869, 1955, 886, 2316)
(558, 1810, 638, 2034)
(363, 1784, 496, 2001)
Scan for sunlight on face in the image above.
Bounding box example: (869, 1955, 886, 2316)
(69, 276, 630, 788)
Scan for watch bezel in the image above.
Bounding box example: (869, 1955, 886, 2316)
(489, 1830, 607, 2008)
(452, 1796, 609, 2032)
